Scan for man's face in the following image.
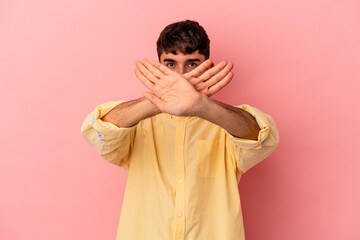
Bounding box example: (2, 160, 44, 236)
(159, 50, 206, 75)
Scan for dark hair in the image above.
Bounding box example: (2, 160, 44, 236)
(156, 20, 210, 61)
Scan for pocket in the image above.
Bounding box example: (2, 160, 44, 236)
(196, 139, 225, 178)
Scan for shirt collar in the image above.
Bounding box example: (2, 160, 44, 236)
(162, 113, 198, 121)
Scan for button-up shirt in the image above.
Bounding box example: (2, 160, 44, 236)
(81, 100, 279, 240)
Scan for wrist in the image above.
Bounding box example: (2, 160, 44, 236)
(191, 93, 210, 117)
(142, 97, 161, 115)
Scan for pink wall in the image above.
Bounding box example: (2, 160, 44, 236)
(1, 0, 359, 239)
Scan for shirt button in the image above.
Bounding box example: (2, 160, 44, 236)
(177, 145, 182, 150)
(178, 213, 182, 217)
(179, 179, 183, 184)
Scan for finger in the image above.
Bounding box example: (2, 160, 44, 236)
(134, 68, 155, 91)
(184, 59, 213, 78)
(198, 62, 233, 90)
(151, 61, 175, 75)
(192, 60, 228, 85)
(136, 60, 160, 83)
(142, 59, 166, 79)
(207, 71, 234, 95)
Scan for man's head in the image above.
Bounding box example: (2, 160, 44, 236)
(156, 20, 210, 74)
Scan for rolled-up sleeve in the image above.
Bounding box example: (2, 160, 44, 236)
(80, 100, 137, 171)
(226, 104, 280, 174)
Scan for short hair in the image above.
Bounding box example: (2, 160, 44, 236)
(156, 20, 210, 61)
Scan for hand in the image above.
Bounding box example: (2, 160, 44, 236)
(182, 59, 234, 96)
(135, 59, 204, 116)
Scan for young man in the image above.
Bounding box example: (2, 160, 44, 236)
(81, 20, 279, 240)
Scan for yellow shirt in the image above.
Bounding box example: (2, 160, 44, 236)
(81, 100, 279, 240)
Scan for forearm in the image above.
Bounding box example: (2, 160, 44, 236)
(195, 95, 261, 140)
(101, 97, 161, 128)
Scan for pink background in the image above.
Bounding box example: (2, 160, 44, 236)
(1, 0, 359, 239)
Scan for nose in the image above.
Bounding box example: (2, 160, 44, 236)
(176, 65, 185, 75)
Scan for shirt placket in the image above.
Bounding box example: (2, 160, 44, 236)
(174, 117, 187, 240)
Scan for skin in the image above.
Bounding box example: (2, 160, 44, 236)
(134, 51, 261, 140)
(101, 51, 237, 129)
(160, 50, 234, 96)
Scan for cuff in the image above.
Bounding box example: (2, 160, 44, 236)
(91, 100, 137, 140)
(225, 104, 270, 150)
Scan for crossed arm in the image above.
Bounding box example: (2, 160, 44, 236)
(102, 59, 260, 140)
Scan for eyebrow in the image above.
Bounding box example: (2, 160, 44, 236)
(187, 58, 201, 62)
(163, 58, 201, 62)
(163, 58, 175, 62)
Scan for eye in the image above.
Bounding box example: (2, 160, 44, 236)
(166, 62, 175, 68)
(188, 62, 197, 68)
